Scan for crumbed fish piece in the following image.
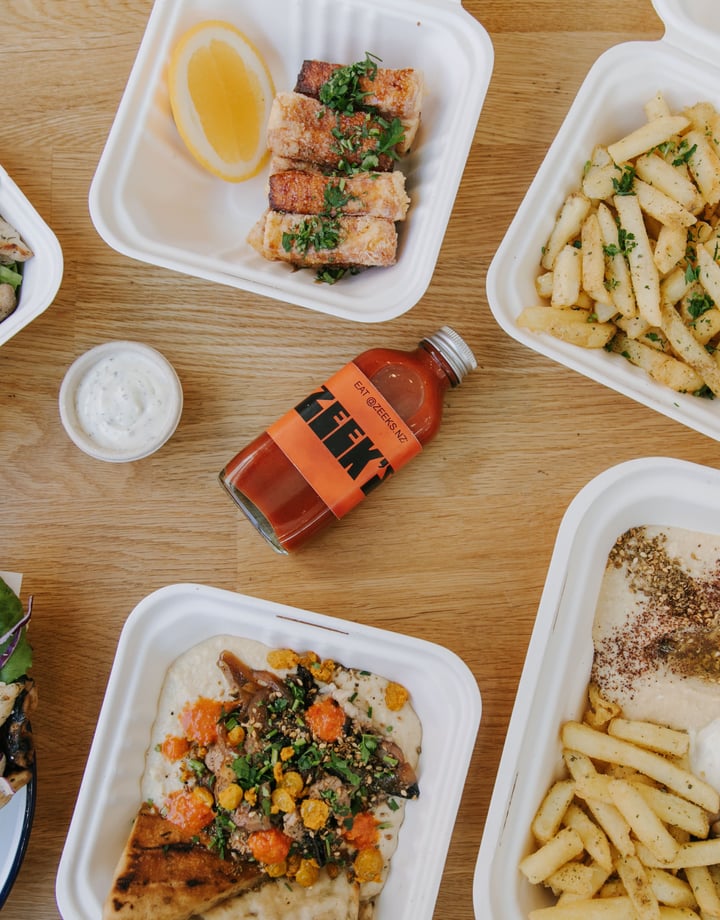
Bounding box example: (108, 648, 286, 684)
(267, 92, 398, 172)
(294, 60, 423, 153)
(103, 805, 262, 920)
(0, 215, 33, 262)
(268, 169, 410, 221)
(248, 210, 398, 269)
(295, 59, 423, 120)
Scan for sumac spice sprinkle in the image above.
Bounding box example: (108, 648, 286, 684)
(592, 526, 720, 697)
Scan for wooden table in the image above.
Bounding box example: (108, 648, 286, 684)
(4, 1, 713, 917)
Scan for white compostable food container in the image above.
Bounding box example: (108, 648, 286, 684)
(89, 0, 494, 322)
(473, 456, 720, 919)
(57, 584, 482, 920)
(0, 165, 63, 347)
(0, 572, 36, 911)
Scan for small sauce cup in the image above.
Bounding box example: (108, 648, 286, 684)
(59, 341, 183, 462)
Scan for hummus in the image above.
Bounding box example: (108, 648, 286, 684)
(142, 635, 421, 919)
(591, 524, 720, 792)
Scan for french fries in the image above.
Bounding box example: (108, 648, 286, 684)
(519, 94, 720, 400)
(521, 685, 720, 920)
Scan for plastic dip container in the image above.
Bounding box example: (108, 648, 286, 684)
(59, 341, 183, 462)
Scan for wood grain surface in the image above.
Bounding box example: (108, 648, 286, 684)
(5, 1, 716, 918)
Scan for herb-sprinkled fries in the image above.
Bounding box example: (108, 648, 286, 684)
(519, 684, 720, 920)
(519, 94, 720, 400)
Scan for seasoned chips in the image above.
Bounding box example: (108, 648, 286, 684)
(519, 94, 720, 399)
(520, 685, 720, 920)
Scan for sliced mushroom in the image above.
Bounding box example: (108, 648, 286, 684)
(3, 678, 37, 770)
(0, 283, 16, 321)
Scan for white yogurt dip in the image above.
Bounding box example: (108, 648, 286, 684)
(59, 341, 183, 461)
(591, 524, 720, 792)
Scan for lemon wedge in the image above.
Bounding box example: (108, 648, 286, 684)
(168, 20, 275, 182)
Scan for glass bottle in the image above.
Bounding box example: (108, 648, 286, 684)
(219, 326, 476, 553)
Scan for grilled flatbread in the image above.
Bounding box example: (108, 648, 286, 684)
(199, 869, 361, 920)
(102, 805, 262, 920)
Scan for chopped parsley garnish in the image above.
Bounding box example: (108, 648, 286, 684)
(685, 263, 700, 283)
(612, 165, 636, 196)
(617, 227, 637, 255)
(374, 116, 405, 158)
(694, 384, 716, 399)
(187, 758, 208, 778)
(319, 52, 380, 114)
(603, 218, 636, 258)
(672, 140, 697, 167)
(328, 112, 404, 174)
(232, 753, 272, 789)
(687, 291, 715, 320)
(359, 733, 379, 762)
(327, 753, 362, 787)
(208, 810, 235, 858)
(322, 179, 356, 215)
(282, 214, 341, 255)
(296, 744, 324, 772)
(315, 266, 358, 285)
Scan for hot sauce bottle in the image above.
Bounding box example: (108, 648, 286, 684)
(219, 326, 476, 553)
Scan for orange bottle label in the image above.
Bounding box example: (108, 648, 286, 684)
(267, 362, 422, 518)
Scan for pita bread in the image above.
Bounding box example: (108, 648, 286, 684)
(0, 216, 33, 262)
(199, 869, 362, 920)
(102, 805, 262, 920)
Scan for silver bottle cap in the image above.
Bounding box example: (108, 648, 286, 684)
(423, 326, 477, 384)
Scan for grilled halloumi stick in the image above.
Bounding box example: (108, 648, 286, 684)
(268, 169, 410, 221)
(295, 59, 423, 126)
(248, 210, 397, 268)
(267, 92, 399, 172)
(269, 156, 325, 176)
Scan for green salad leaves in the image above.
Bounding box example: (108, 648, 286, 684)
(0, 577, 33, 684)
